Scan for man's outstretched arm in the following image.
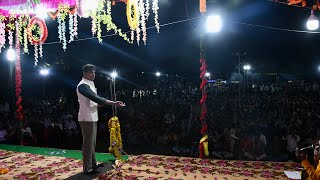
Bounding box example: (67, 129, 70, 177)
(78, 84, 110, 105)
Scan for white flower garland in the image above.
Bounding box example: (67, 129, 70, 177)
(152, 0, 160, 33)
(91, 16, 97, 36)
(136, 26, 140, 46)
(73, 12, 78, 38)
(8, 30, 13, 48)
(131, 30, 134, 42)
(139, 0, 147, 45)
(23, 25, 29, 54)
(39, 44, 43, 59)
(69, 14, 74, 43)
(0, 21, 5, 53)
(57, 15, 62, 42)
(145, 0, 150, 21)
(62, 19, 67, 51)
(136, 0, 141, 45)
(34, 44, 38, 66)
(73, 0, 79, 38)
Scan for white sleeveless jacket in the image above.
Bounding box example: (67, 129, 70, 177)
(76, 78, 98, 122)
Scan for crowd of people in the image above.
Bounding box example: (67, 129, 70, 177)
(0, 78, 319, 162)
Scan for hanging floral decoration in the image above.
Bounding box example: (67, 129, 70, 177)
(7, 15, 15, 51)
(152, 0, 160, 33)
(99, 0, 131, 43)
(108, 116, 123, 160)
(68, 14, 75, 43)
(139, 0, 147, 45)
(126, 0, 139, 30)
(198, 24, 209, 158)
(91, 16, 97, 37)
(57, 3, 70, 51)
(27, 16, 48, 65)
(73, 7, 78, 38)
(27, 17, 48, 45)
(15, 21, 23, 121)
(8, 30, 13, 49)
(23, 15, 30, 54)
(0, 15, 5, 52)
(200, 0, 206, 13)
(145, 0, 150, 21)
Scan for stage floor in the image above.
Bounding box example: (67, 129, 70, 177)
(0, 145, 301, 180)
(97, 154, 301, 180)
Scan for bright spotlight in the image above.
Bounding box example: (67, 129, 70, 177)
(40, 69, 49, 76)
(307, 10, 319, 31)
(207, 15, 222, 33)
(243, 65, 251, 70)
(155, 72, 161, 77)
(205, 72, 210, 77)
(110, 71, 118, 78)
(7, 47, 15, 61)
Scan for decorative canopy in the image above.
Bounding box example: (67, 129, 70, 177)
(0, 0, 77, 16)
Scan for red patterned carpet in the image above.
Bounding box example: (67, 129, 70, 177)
(0, 149, 302, 180)
(98, 154, 301, 180)
(0, 150, 83, 179)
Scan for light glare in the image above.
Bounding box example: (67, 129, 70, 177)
(156, 72, 161, 77)
(111, 71, 118, 78)
(307, 10, 319, 31)
(40, 69, 49, 76)
(207, 15, 222, 33)
(7, 47, 15, 61)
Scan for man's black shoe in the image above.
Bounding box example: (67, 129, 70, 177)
(83, 170, 100, 175)
(97, 163, 105, 168)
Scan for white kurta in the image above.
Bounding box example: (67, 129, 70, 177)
(76, 78, 98, 122)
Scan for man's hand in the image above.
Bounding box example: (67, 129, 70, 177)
(114, 101, 126, 107)
(296, 148, 307, 161)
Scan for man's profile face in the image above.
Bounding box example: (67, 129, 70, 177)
(84, 70, 95, 81)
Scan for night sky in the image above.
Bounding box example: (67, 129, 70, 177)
(1, 0, 320, 97)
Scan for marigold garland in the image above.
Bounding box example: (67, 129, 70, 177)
(0, 168, 9, 175)
(126, 0, 139, 30)
(108, 116, 123, 160)
(200, 0, 206, 13)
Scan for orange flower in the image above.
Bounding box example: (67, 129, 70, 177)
(200, 0, 206, 13)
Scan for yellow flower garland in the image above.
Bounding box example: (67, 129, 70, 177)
(108, 116, 122, 159)
(126, 0, 139, 30)
(200, 135, 209, 156)
(0, 168, 9, 175)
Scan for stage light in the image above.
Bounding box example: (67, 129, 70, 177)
(205, 72, 210, 77)
(40, 68, 49, 76)
(307, 10, 319, 31)
(155, 72, 161, 77)
(243, 65, 251, 70)
(207, 15, 222, 33)
(110, 71, 118, 78)
(7, 47, 15, 61)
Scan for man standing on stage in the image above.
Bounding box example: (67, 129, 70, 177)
(76, 64, 125, 174)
